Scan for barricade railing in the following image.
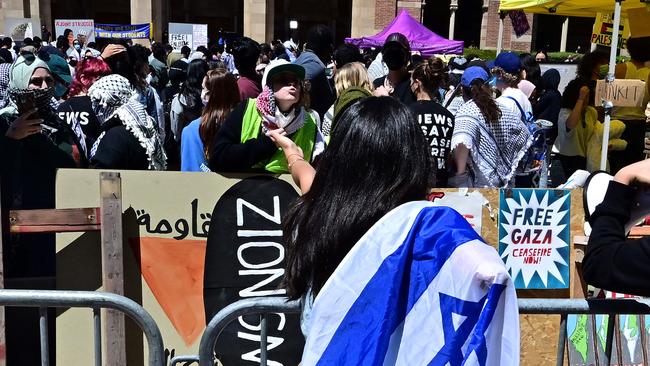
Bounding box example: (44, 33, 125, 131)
(195, 296, 650, 366)
(0, 289, 165, 366)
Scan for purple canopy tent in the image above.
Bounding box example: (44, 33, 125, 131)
(345, 10, 464, 56)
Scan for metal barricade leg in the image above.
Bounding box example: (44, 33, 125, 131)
(39, 307, 49, 366)
(260, 314, 268, 366)
(94, 308, 102, 366)
(556, 314, 567, 366)
(604, 314, 616, 365)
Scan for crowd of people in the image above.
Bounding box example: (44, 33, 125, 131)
(1, 26, 648, 195)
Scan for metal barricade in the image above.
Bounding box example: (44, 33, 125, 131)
(0, 289, 165, 366)
(198, 297, 301, 366)
(197, 296, 650, 366)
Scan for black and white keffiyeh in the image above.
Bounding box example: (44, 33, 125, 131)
(0, 63, 10, 109)
(451, 100, 532, 187)
(89, 75, 167, 170)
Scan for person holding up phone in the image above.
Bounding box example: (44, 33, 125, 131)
(0, 53, 86, 209)
(208, 59, 324, 173)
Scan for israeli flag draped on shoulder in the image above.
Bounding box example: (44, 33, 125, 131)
(301, 201, 519, 365)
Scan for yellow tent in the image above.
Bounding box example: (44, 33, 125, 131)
(499, 0, 648, 18)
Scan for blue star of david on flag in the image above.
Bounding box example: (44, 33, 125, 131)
(299, 202, 520, 365)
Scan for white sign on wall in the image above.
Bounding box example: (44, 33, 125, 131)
(54, 19, 95, 42)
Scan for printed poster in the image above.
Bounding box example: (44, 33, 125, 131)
(54, 19, 95, 42)
(591, 12, 630, 49)
(498, 189, 571, 289)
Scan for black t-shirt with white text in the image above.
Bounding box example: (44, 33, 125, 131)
(409, 100, 455, 187)
(57, 96, 101, 148)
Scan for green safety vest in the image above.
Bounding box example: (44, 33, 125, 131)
(240, 99, 317, 173)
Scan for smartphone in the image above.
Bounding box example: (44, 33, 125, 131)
(15, 92, 37, 116)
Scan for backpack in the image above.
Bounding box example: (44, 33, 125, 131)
(506, 96, 547, 174)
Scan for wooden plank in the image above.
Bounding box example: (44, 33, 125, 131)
(99, 172, 126, 366)
(9, 208, 100, 228)
(10, 224, 101, 234)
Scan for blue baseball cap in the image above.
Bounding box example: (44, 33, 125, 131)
(460, 66, 489, 87)
(492, 51, 521, 74)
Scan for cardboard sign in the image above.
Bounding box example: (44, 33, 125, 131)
(54, 19, 95, 42)
(498, 189, 571, 289)
(169, 22, 208, 51)
(591, 12, 630, 49)
(595, 79, 647, 108)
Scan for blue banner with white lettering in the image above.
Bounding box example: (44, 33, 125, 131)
(498, 189, 571, 289)
(95, 23, 151, 39)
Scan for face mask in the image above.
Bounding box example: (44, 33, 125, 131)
(383, 49, 406, 71)
(488, 76, 497, 87)
(74, 44, 81, 51)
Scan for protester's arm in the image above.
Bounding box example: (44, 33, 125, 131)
(565, 86, 589, 130)
(208, 102, 277, 172)
(583, 159, 650, 296)
(267, 129, 315, 194)
(452, 143, 470, 175)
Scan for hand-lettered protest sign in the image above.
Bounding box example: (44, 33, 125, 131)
(205, 176, 303, 366)
(595, 79, 647, 108)
(169, 22, 207, 51)
(498, 189, 571, 289)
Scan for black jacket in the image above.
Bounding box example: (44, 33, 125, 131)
(90, 118, 149, 170)
(208, 100, 277, 172)
(583, 181, 650, 296)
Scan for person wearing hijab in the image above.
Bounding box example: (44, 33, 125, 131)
(88, 74, 166, 170)
(0, 55, 86, 364)
(208, 59, 325, 173)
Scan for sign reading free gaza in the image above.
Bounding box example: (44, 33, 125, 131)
(498, 189, 571, 289)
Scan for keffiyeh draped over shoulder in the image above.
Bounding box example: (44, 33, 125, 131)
(451, 100, 532, 187)
(88, 75, 167, 170)
(0, 63, 11, 109)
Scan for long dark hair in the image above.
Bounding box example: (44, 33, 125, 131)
(412, 57, 448, 102)
(462, 80, 501, 123)
(199, 68, 241, 157)
(282, 97, 432, 299)
(181, 59, 208, 111)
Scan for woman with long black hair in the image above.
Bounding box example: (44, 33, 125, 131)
(267, 97, 517, 362)
(171, 59, 208, 142)
(269, 96, 432, 298)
